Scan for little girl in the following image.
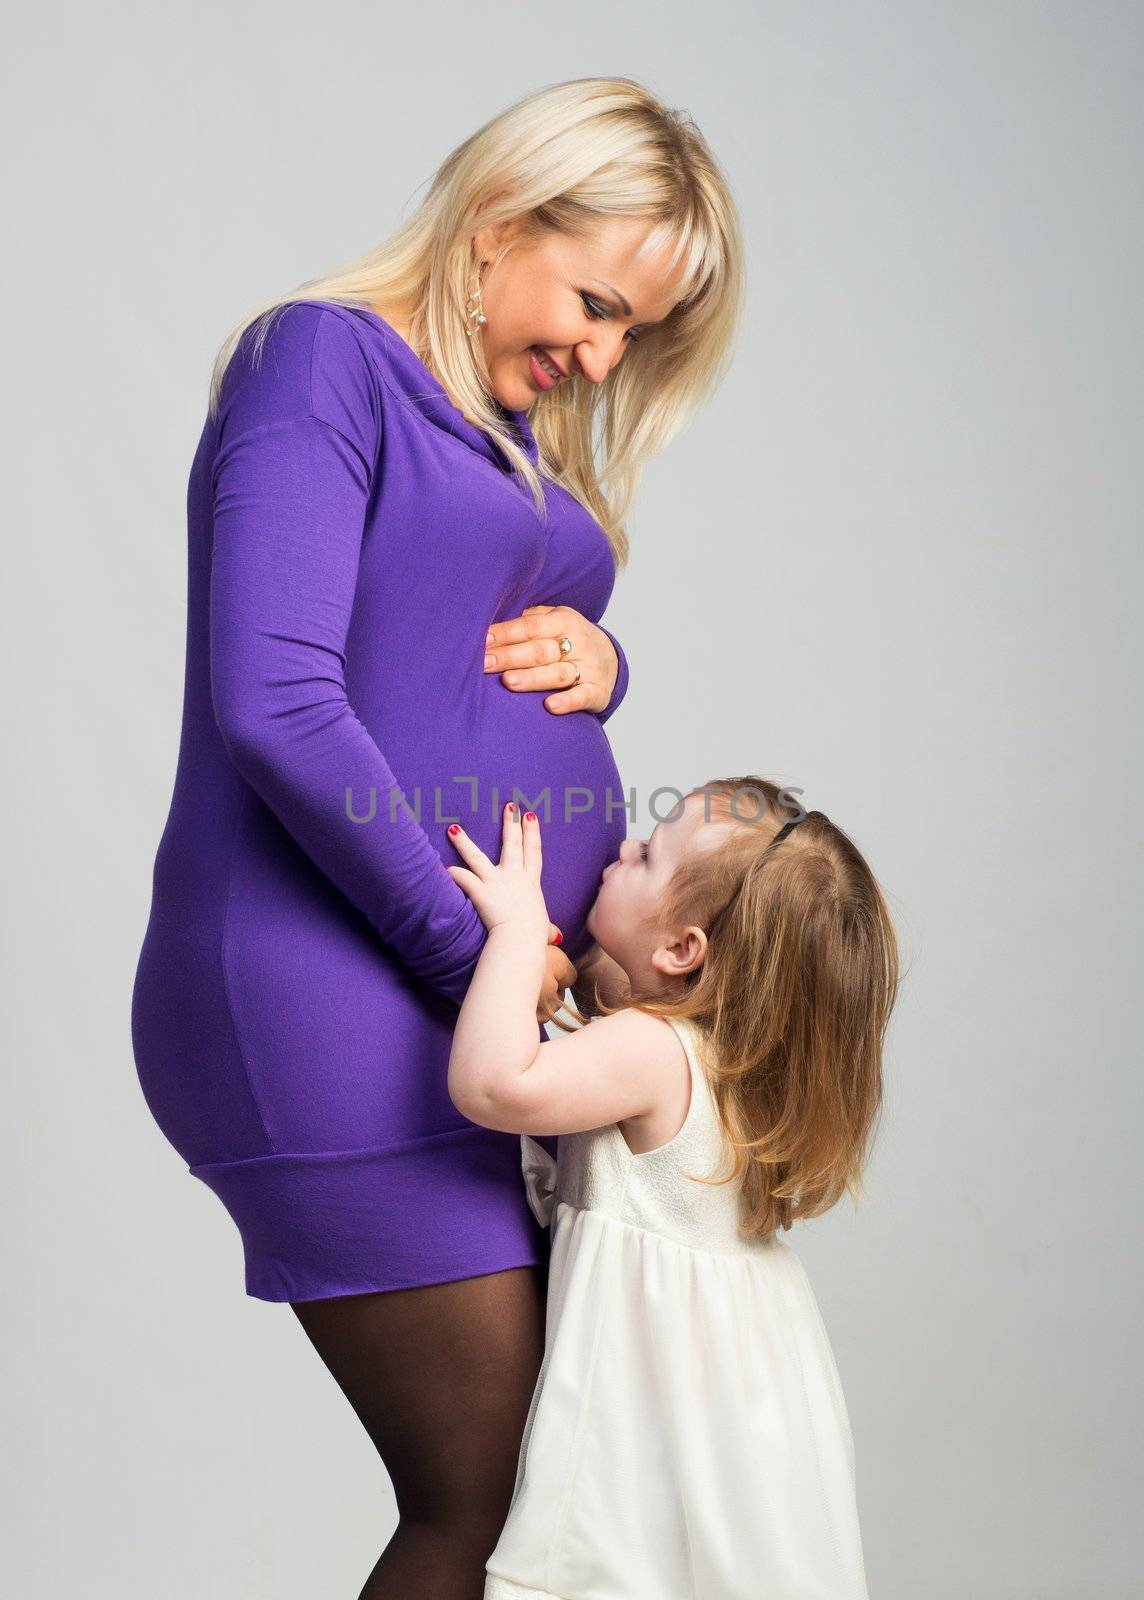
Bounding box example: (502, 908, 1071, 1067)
(444, 776, 900, 1600)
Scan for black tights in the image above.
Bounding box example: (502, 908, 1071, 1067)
(291, 1261, 547, 1599)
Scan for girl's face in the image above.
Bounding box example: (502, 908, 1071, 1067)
(470, 212, 689, 409)
(587, 793, 727, 992)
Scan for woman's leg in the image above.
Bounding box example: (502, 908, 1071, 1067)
(290, 1264, 546, 1600)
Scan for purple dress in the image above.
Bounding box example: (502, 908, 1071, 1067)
(130, 300, 630, 1302)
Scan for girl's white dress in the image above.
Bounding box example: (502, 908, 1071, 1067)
(483, 1014, 869, 1600)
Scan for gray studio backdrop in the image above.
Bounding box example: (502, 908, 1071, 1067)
(4, 4, 1140, 1596)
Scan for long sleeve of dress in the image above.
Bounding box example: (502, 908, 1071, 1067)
(208, 305, 489, 1005)
(594, 623, 630, 725)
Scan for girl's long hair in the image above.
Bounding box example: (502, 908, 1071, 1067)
(206, 76, 746, 567)
(568, 779, 902, 1240)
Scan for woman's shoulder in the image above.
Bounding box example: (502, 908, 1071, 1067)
(218, 299, 383, 458)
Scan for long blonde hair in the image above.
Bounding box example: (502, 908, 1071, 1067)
(206, 76, 746, 566)
(571, 778, 902, 1240)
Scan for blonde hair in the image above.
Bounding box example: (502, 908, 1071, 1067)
(569, 778, 902, 1240)
(206, 76, 746, 567)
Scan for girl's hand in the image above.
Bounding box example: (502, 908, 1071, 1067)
(483, 605, 619, 715)
(540, 938, 578, 1027)
(445, 804, 552, 946)
(446, 806, 575, 1022)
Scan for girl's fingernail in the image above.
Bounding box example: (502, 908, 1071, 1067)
(486, 629, 494, 645)
(506, 674, 520, 686)
(554, 930, 563, 944)
(525, 811, 536, 821)
(507, 803, 515, 813)
(484, 653, 495, 668)
(448, 824, 460, 835)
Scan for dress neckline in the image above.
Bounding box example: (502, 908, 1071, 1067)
(315, 299, 540, 471)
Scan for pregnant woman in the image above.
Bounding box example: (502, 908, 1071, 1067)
(131, 77, 743, 1598)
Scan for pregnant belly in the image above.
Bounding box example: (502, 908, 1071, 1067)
(224, 685, 623, 1148)
(382, 685, 627, 967)
(133, 679, 627, 1157)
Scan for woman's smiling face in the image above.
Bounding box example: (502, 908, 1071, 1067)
(470, 212, 690, 409)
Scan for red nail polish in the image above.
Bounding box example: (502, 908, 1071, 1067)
(448, 824, 460, 835)
(525, 811, 536, 821)
(553, 931, 563, 944)
(507, 803, 515, 813)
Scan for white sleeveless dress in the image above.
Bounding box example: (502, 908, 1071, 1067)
(483, 1014, 870, 1600)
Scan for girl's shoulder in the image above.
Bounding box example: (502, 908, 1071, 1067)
(503, 1007, 699, 1141)
(596, 1010, 697, 1157)
(583, 1005, 694, 1074)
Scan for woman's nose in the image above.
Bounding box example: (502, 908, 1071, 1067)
(574, 351, 605, 385)
(574, 338, 623, 386)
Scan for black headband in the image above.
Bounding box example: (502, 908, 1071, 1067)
(768, 810, 810, 849)
(711, 806, 811, 928)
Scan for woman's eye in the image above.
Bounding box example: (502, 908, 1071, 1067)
(580, 292, 642, 343)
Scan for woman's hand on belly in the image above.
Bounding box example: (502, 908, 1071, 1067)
(483, 605, 619, 715)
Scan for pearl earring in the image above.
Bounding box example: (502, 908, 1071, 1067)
(465, 263, 487, 338)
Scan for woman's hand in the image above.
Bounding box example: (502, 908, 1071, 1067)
(445, 805, 576, 1022)
(483, 605, 619, 715)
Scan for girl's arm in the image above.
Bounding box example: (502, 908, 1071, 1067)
(449, 924, 672, 1136)
(445, 810, 674, 1135)
(448, 919, 550, 1099)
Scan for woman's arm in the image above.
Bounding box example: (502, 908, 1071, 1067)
(209, 304, 488, 1005)
(594, 624, 629, 724)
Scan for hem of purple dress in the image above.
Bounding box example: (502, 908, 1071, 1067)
(188, 1124, 548, 1302)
